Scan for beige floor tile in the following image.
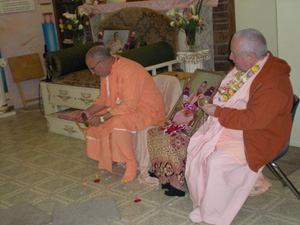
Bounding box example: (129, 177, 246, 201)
(1, 104, 300, 225)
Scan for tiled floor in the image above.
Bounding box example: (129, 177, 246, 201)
(1, 104, 300, 225)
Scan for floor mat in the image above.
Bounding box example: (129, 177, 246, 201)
(52, 199, 121, 225)
(0, 203, 51, 225)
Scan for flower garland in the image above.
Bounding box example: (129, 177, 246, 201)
(218, 64, 260, 102)
(162, 86, 197, 136)
(161, 123, 187, 137)
(122, 31, 135, 51)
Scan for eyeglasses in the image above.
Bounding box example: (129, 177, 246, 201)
(88, 59, 103, 72)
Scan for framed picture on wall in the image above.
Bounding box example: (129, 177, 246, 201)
(167, 68, 225, 136)
(102, 27, 132, 54)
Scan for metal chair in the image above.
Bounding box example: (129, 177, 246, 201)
(266, 94, 300, 200)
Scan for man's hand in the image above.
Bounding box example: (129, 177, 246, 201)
(201, 103, 217, 116)
(88, 115, 102, 127)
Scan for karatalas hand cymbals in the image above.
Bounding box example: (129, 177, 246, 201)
(198, 96, 213, 107)
(81, 113, 89, 127)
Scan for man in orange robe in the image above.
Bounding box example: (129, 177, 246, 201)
(77, 46, 166, 181)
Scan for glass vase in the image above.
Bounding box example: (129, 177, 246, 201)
(72, 32, 85, 46)
(184, 28, 198, 51)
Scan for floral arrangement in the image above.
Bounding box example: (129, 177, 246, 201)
(218, 64, 260, 102)
(167, 0, 205, 31)
(167, 0, 205, 46)
(59, 7, 92, 37)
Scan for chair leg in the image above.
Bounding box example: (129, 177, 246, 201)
(267, 162, 300, 200)
(266, 163, 286, 186)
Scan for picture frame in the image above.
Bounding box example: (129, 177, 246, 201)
(167, 68, 225, 136)
(102, 27, 133, 54)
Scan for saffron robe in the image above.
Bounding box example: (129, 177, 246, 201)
(86, 56, 166, 172)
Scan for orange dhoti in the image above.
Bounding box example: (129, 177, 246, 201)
(86, 114, 138, 181)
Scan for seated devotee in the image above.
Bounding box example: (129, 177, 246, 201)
(185, 28, 293, 225)
(76, 45, 166, 182)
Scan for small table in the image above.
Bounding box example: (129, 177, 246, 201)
(176, 49, 211, 73)
(156, 71, 193, 88)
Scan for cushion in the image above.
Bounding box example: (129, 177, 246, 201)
(129, 40, 147, 49)
(45, 42, 99, 78)
(118, 41, 174, 67)
(51, 69, 100, 88)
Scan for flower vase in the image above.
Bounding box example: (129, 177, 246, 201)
(72, 32, 85, 46)
(185, 29, 198, 51)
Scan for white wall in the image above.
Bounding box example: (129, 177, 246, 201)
(276, 1, 300, 147)
(0, 0, 46, 109)
(235, 0, 300, 147)
(235, 0, 278, 56)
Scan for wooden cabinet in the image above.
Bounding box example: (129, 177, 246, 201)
(52, 0, 84, 49)
(40, 81, 99, 140)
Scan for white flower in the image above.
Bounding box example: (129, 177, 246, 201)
(242, 76, 248, 83)
(192, 15, 199, 20)
(78, 24, 84, 30)
(177, 12, 183, 17)
(116, 97, 122, 104)
(170, 21, 175, 27)
(183, 95, 189, 101)
(188, 5, 195, 14)
(63, 12, 77, 20)
(167, 9, 176, 17)
(78, 8, 89, 16)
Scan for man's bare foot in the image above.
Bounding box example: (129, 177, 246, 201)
(121, 160, 138, 182)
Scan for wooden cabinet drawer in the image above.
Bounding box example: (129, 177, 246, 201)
(46, 83, 99, 110)
(45, 111, 86, 140)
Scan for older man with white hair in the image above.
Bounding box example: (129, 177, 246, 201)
(185, 28, 293, 225)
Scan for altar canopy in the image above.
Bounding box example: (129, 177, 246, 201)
(80, 0, 219, 14)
